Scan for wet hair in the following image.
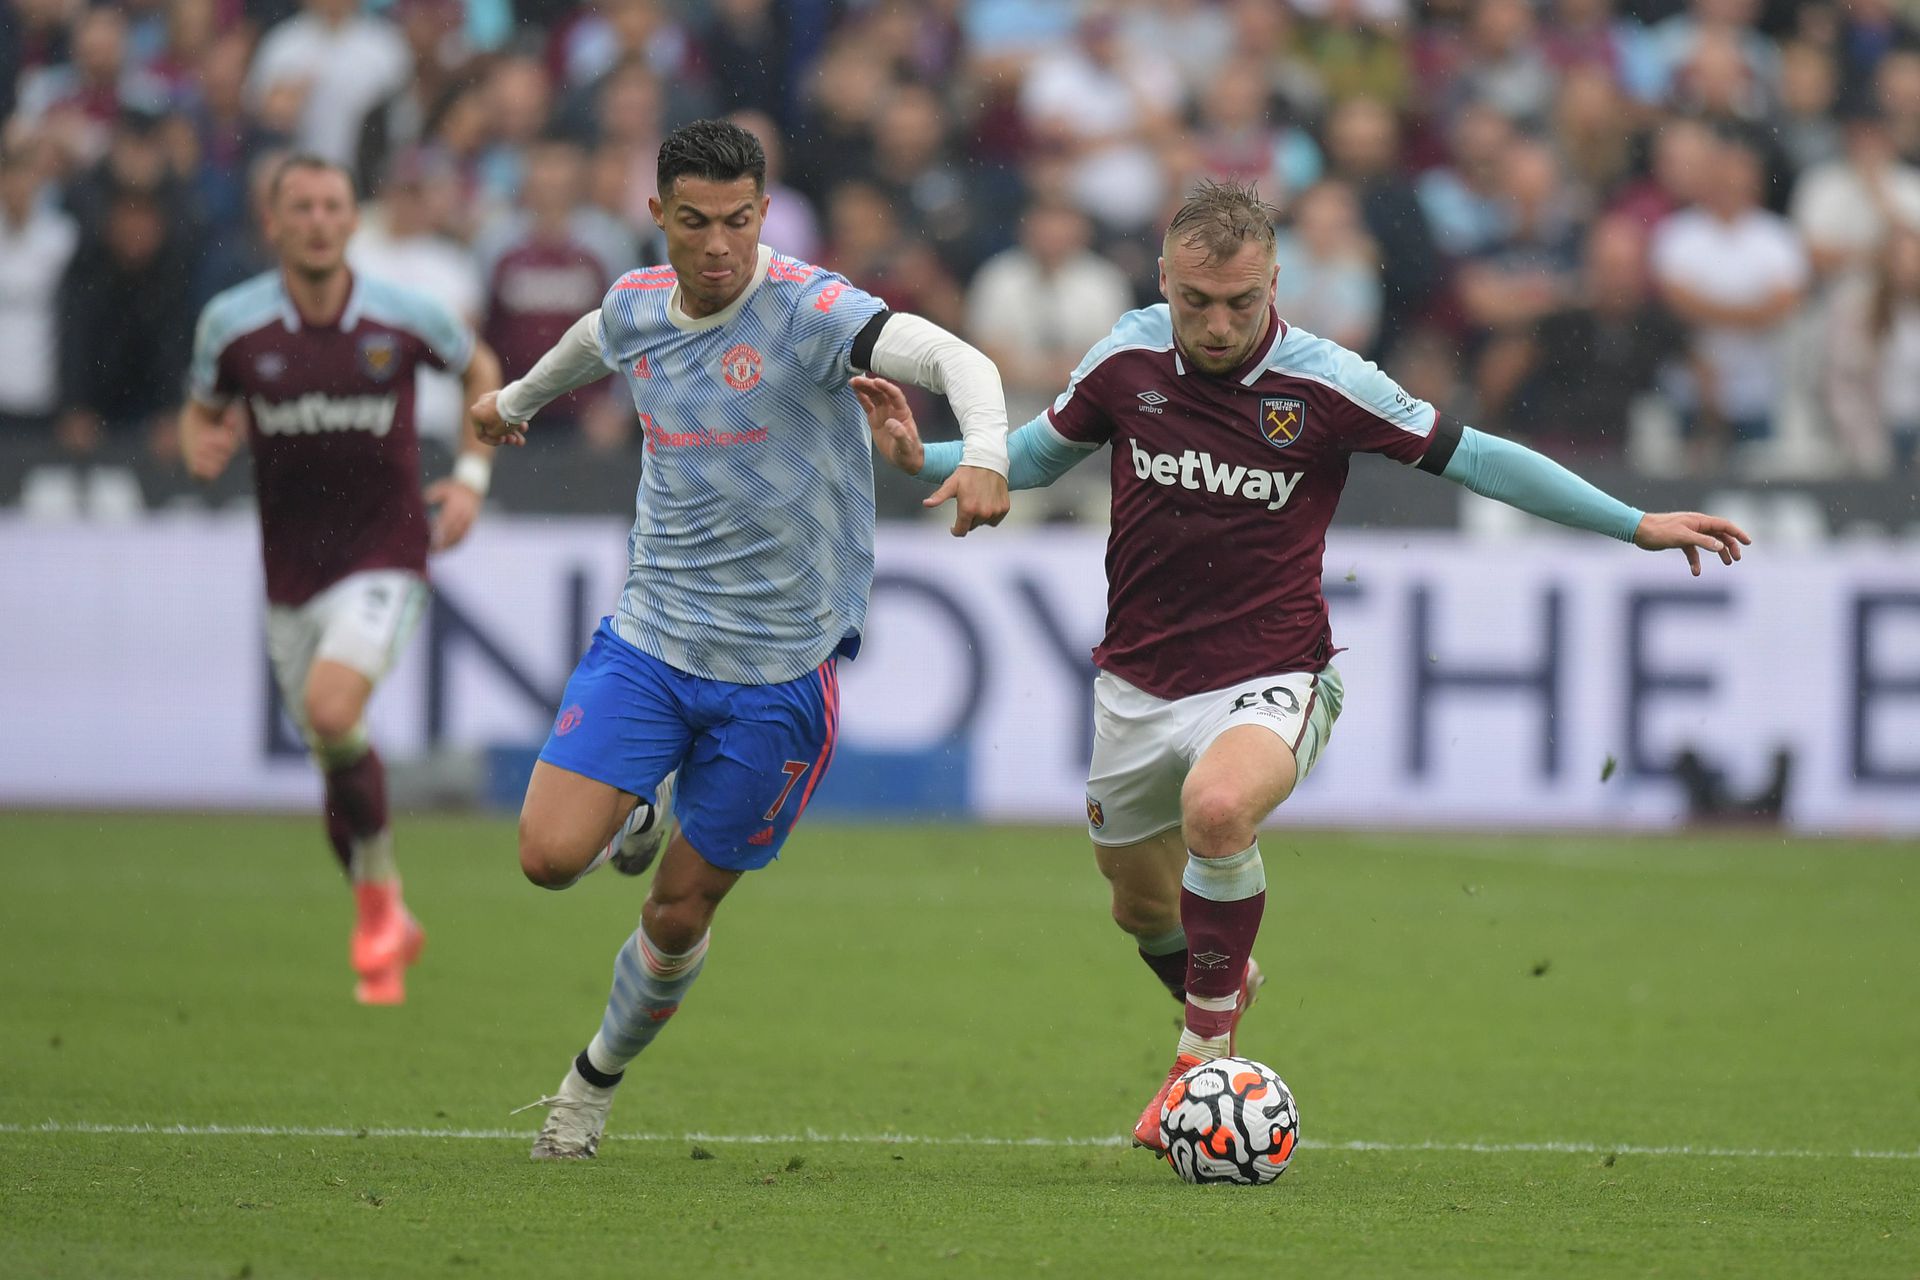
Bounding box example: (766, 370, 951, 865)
(655, 118, 766, 198)
(267, 153, 356, 206)
(1165, 178, 1279, 266)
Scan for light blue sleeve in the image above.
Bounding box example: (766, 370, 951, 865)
(1441, 426, 1644, 542)
(359, 279, 474, 374)
(917, 415, 1095, 490)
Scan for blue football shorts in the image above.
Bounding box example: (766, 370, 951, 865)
(537, 619, 841, 872)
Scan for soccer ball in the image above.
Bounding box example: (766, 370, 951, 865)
(1159, 1056, 1299, 1185)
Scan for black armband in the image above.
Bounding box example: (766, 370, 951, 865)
(1416, 413, 1465, 475)
(850, 310, 893, 372)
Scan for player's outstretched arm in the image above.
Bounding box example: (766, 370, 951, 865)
(861, 313, 1011, 536)
(429, 338, 507, 552)
(178, 397, 240, 481)
(474, 309, 614, 443)
(1430, 425, 1751, 575)
(854, 374, 1094, 496)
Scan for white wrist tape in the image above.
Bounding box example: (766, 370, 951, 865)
(452, 451, 492, 497)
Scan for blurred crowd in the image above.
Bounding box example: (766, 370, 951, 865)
(4, 0, 1920, 498)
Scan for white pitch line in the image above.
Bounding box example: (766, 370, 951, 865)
(2, 1121, 1916, 1161)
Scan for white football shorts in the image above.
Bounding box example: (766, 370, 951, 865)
(265, 569, 428, 736)
(1084, 665, 1345, 847)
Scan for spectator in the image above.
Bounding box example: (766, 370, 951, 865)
(16, 6, 168, 168)
(1824, 222, 1920, 474)
(558, 0, 698, 97)
(1542, 0, 1665, 103)
(1650, 129, 1809, 459)
(477, 54, 556, 210)
(350, 147, 482, 444)
(1790, 100, 1920, 284)
(865, 83, 991, 273)
(726, 110, 819, 262)
(1508, 217, 1683, 458)
(1446, 0, 1557, 128)
(1018, 5, 1181, 233)
(1118, 0, 1234, 105)
(247, 0, 411, 169)
(1644, 0, 1778, 104)
(1324, 96, 1441, 359)
(1267, 177, 1374, 353)
(1668, 25, 1770, 125)
(1298, 0, 1412, 110)
(185, 31, 283, 240)
(1608, 113, 1715, 229)
(473, 135, 625, 430)
(575, 58, 666, 229)
(1223, 0, 1326, 121)
(1184, 55, 1323, 211)
(821, 179, 964, 332)
(1418, 100, 1517, 258)
(786, 34, 888, 206)
(145, 0, 217, 98)
(61, 110, 199, 261)
(1876, 49, 1920, 165)
(0, 140, 78, 432)
(1832, 0, 1920, 93)
(1273, 179, 1383, 354)
(56, 183, 191, 456)
(1776, 38, 1844, 173)
(0, 0, 78, 121)
(193, 146, 282, 306)
(1458, 139, 1583, 425)
(1551, 65, 1637, 207)
(416, 74, 497, 237)
(965, 199, 1132, 429)
(700, 0, 789, 124)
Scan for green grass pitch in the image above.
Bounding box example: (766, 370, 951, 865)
(2, 813, 1917, 1279)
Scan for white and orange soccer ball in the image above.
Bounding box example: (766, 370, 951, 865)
(1158, 1056, 1299, 1185)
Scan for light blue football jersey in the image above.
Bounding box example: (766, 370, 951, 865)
(595, 245, 887, 685)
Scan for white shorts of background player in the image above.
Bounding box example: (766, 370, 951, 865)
(1085, 666, 1345, 848)
(264, 569, 427, 748)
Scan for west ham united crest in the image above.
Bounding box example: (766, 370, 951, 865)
(1259, 397, 1306, 450)
(358, 332, 400, 382)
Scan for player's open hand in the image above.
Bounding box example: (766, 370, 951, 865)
(468, 391, 527, 448)
(930, 466, 1011, 538)
(851, 375, 923, 476)
(426, 476, 482, 551)
(1632, 511, 1752, 576)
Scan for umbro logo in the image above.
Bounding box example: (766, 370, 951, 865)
(1192, 950, 1232, 969)
(1136, 389, 1168, 415)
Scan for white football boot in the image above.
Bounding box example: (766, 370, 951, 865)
(611, 773, 677, 877)
(516, 1062, 618, 1161)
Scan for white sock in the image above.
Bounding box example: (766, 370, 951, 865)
(350, 830, 397, 885)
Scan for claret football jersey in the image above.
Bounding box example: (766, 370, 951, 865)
(1046, 305, 1445, 699)
(189, 270, 474, 605)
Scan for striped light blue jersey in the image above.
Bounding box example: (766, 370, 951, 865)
(596, 244, 887, 685)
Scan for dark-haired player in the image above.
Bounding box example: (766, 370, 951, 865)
(472, 119, 1012, 1158)
(859, 179, 1751, 1152)
(181, 154, 506, 1005)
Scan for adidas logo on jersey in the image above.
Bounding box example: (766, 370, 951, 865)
(250, 393, 399, 439)
(1128, 439, 1304, 512)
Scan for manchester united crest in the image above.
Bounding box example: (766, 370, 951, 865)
(358, 332, 400, 382)
(722, 342, 763, 391)
(1259, 397, 1306, 450)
